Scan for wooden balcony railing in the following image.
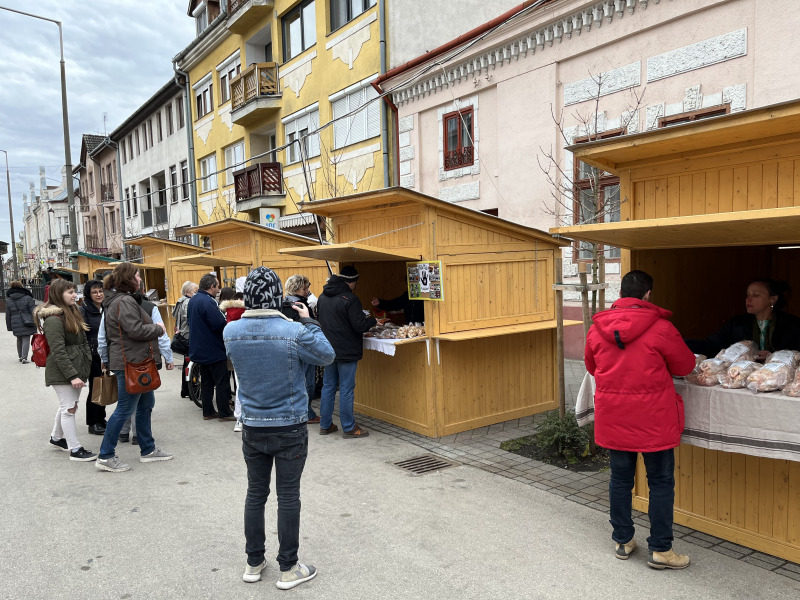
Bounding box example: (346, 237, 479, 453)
(234, 162, 283, 202)
(230, 63, 279, 112)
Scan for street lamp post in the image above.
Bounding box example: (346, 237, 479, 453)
(0, 5, 79, 269)
(0, 149, 17, 280)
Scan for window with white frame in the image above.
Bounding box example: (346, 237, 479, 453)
(282, 0, 316, 61)
(330, 0, 376, 31)
(224, 141, 245, 186)
(282, 104, 320, 165)
(177, 96, 185, 128)
(199, 153, 218, 192)
(331, 76, 380, 149)
(194, 74, 214, 119)
(157, 112, 163, 142)
(180, 160, 189, 201)
(218, 52, 242, 105)
(170, 165, 179, 203)
(131, 188, 138, 216)
(166, 102, 174, 135)
(125, 188, 130, 216)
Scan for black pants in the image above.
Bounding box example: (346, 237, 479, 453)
(242, 424, 308, 571)
(200, 360, 233, 418)
(85, 355, 107, 426)
(180, 356, 190, 397)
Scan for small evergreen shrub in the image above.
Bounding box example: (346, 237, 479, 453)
(535, 410, 589, 461)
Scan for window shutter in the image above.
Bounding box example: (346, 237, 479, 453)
(308, 111, 321, 157)
(349, 89, 367, 145)
(366, 85, 380, 139)
(332, 96, 349, 150)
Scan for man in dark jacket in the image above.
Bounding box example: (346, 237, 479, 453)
(187, 273, 234, 421)
(316, 266, 376, 438)
(6, 281, 37, 363)
(585, 270, 696, 570)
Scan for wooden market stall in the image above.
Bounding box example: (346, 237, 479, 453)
(184, 218, 331, 294)
(67, 251, 119, 285)
(280, 187, 576, 438)
(551, 99, 800, 563)
(122, 236, 206, 332)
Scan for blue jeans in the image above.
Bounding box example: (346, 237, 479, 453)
(242, 424, 308, 571)
(609, 448, 675, 552)
(99, 371, 156, 459)
(320, 361, 357, 432)
(304, 364, 317, 420)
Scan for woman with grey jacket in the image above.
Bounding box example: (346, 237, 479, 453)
(6, 280, 36, 363)
(34, 278, 96, 462)
(172, 281, 197, 399)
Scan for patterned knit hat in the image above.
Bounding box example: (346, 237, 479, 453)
(244, 267, 283, 310)
(339, 265, 359, 282)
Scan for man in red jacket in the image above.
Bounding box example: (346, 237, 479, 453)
(585, 270, 696, 569)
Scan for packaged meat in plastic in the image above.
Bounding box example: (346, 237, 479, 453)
(765, 350, 800, 368)
(686, 358, 727, 386)
(715, 341, 757, 364)
(746, 362, 796, 393)
(782, 370, 800, 397)
(688, 354, 707, 376)
(719, 361, 761, 389)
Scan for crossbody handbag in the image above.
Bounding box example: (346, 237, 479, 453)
(116, 301, 161, 394)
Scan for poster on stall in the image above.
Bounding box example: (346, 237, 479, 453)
(406, 261, 443, 301)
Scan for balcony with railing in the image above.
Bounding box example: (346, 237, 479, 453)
(100, 183, 115, 201)
(227, 0, 274, 34)
(230, 63, 281, 126)
(233, 162, 285, 212)
(85, 234, 108, 255)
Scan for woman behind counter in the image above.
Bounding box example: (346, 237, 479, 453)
(687, 278, 800, 360)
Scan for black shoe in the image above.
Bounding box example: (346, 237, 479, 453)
(88, 424, 106, 436)
(49, 437, 69, 451)
(118, 434, 130, 443)
(69, 447, 97, 462)
(131, 435, 138, 445)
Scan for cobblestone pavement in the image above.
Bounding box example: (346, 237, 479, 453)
(350, 359, 800, 582)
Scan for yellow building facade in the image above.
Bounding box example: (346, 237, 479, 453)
(177, 0, 386, 238)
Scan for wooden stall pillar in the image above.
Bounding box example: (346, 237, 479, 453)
(555, 256, 566, 420)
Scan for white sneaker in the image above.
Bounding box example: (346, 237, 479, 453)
(234, 420, 243, 432)
(96, 456, 131, 472)
(276, 562, 316, 590)
(140, 447, 174, 463)
(243, 559, 266, 583)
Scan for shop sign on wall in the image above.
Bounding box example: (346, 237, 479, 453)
(406, 261, 443, 301)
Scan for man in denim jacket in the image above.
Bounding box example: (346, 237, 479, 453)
(223, 267, 334, 590)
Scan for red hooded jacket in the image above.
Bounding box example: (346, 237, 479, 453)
(584, 297, 696, 452)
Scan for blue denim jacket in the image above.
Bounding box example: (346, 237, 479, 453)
(223, 309, 335, 427)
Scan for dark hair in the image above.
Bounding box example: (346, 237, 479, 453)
(620, 270, 653, 300)
(234, 291, 243, 301)
(750, 278, 790, 311)
(83, 279, 104, 299)
(218, 287, 236, 303)
(104, 262, 140, 293)
(199, 273, 218, 291)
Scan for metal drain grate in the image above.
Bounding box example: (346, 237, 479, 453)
(394, 454, 458, 475)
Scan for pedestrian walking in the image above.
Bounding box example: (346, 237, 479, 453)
(316, 266, 376, 438)
(224, 266, 335, 588)
(95, 262, 173, 473)
(173, 280, 198, 399)
(188, 273, 234, 422)
(584, 270, 696, 569)
(5, 280, 36, 363)
(80, 279, 108, 436)
(34, 278, 97, 462)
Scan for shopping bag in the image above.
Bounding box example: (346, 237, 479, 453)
(91, 371, 119, 406)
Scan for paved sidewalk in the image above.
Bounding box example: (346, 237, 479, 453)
(355, 359, 800, 582)
(2, 330, 799, 599)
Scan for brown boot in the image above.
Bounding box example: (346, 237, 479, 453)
(648, 548, 690, 570)
(615, 539, 637, 560)
(343, 423, 369, 438)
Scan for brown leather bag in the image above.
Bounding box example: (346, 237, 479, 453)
(117, 302, 161, 394)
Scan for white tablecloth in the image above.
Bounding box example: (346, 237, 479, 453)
(363, 337, 398, 357)
(574, 373, 800, 462)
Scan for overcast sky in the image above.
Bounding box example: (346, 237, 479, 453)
(0, 0, 196, 245)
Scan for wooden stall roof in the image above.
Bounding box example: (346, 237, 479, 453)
(168, 253, 252, 267)
(109, 261, 166, 270)
(299, 187, 566, 247)
(125, 235, 200, 251)
(552, 206, 800, 250)
(187, 218, 321, 246)
(68, 251, 117, 264)
(566, 99, 800, 174)
(279, 242, 421, 262)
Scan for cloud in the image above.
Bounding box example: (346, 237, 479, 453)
(0, 0, 196, 239)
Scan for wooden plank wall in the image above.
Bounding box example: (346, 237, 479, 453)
(437, 330, 557, 436)
(635, 446, 800, 562)
(336, 204, 425, 251)
(626, 142, 800, 220)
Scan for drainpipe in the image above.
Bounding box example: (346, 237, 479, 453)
(115, 143, 127, 260)
(378, 0, 389, 188)
(173, 63, 199, 246)
(372, 80, 400, 187)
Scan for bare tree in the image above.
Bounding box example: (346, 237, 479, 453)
(538, 71, 645, 314)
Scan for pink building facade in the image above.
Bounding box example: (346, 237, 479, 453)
(378, 0, 799, 306)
